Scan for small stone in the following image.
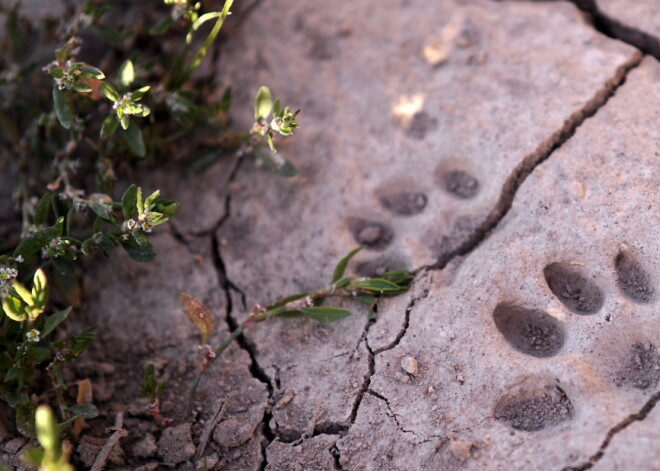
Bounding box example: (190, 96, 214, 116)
(197, 452, 220, 470)
(357, 226, 382, 244)
(135, 464, 159, 471)
(275, 394, 294, 408)
(4, 437, 27, 454)
(158, 423, 196, 464)
(400, 356, 419, 376)
(449, 435, 473, 463)
(132, 434, 158, 459)
(427, 385, 435, 394)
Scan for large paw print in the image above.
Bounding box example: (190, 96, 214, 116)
(493, 250, 658, 432)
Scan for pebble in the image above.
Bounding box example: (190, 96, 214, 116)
(400, 356, 419, 376)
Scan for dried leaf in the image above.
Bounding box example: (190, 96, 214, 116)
(180, 293, 215, 344)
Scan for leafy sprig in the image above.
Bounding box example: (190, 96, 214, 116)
(250, 86, 300, 177)
(183, 247, 412, 412)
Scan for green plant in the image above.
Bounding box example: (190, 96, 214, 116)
(0, 0, 307, 464)
(183, 247, 413, 412)
(249, 86, 301, 176)
(23, 405, 75, 471)
(0, 0, 250, 446)
(141, 364, 170, 427)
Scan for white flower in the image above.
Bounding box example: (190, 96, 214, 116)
(26, 329, 40, 342)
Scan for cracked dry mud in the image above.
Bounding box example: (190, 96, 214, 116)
(3, 0, 659, 470)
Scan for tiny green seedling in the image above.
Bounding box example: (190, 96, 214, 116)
(250, 86, 301, 177)
(141, 364, 171, 426)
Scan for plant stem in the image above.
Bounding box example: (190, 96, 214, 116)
(173, 0, 233, 89)
(186, 319, 246, 416)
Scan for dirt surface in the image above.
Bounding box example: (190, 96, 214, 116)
(1, 0, 660, 470)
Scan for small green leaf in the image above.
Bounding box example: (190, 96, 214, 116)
(299, 306, 352, 323)
(351, 279, 402, 293)
(34, 193, 53, 226)
(16, 402, 36, 437)
(66, 403, 98, 419)
(118, 59, 135, 88)
(13, 225, 60, 259)
(130, 85, 150, 101)
(51, 257, 75, 276)
(254, 86, 272, 121)
(121, 184, 138, 220)
(88, 202, 110, 220)
(150, 15, 174, 35)
(153, 199, 179, 219)
(132, 230, 149, 247)
(27, 346, 51, 364)
(332, 247, 363, 283)
(79, 66, 105, 79)
(42, 306, 72, 337)
(13, 281, 33, 306)
(219, 86, 232, 112)
(269, 292, 309, 309)
(22, 448, 45, 467)
(100, 114, 119, 139)
(101, 82, 120, 102)
(355, 295, 377, 305)
(2, 295, 27, 322)
(255, 148, 298, 177)
(136, 187, 144, 215)
(144, 190, 160, 211)
(266, 133, 277, 153)
(122, 237, 156, 262)
(52, 86, 73, 129)
(5, 391, 29, 407)
(274, 310, 304, 319)
(121, 120, 146, 157)
(334, 277, 353, 289)
(273, 98, 282, 116)
(49, 67, 64, 79)
(119, 113, 130, 130)
(73, 82, 92, 93)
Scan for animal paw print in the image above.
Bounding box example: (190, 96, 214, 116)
(493, 250, 658, 432)
(343, 166, 481, 276)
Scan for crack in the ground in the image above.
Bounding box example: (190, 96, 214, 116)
(277, 314, 379, 446)
(414, 50, 642, 278)
(562, 389, 660, 471)
(367, 390, 438, 444)
(373, 287, 430, 355)
(188, 155, 245, 240)
(569, 0, 660, 59)
(330, 443, 344, 470)
(210, 233, 275, 471)
(201, 150, 275, 469)
(491, 1, 659, 59)
(346, 310, 377, 426)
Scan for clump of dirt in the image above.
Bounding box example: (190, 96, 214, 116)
(495, 385, 574, 432)
(615, 251, 655, 303)
(543, 262, 604, 314)
(493, 304, 565, 358)
(439, 170, 480, 199)
(378, 191, 428, 216)
(347, 218, 394, 250)
(617, 342, 660, 390)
